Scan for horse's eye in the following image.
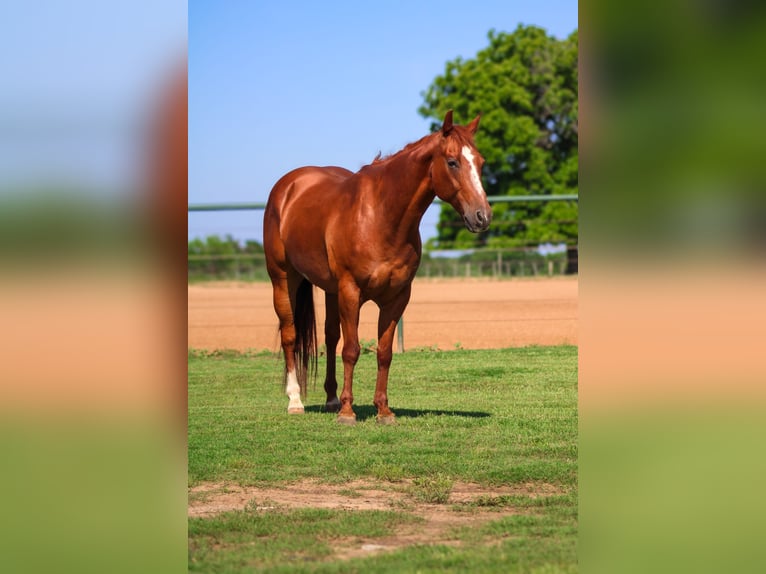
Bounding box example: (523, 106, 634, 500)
(447, 159, 459, 169)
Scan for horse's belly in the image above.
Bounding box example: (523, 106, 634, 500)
(285, 243, 335, 288)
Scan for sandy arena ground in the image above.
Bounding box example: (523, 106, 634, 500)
(188, 277, 577, 351)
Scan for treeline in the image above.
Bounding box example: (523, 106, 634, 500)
(188, 235, 268, 281)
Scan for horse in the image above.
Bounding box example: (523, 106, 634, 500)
(263, 110, 491, 425)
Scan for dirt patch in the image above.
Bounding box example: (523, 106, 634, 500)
(189, 479, 563, 517)
(188, 277, 577, 351)
(189, 479, 566, 558)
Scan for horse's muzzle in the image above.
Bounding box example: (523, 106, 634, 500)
(464, 209, 491, 233)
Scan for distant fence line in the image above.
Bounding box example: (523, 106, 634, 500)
(420, 252, 572, 279)
(188, 248, 573, 282)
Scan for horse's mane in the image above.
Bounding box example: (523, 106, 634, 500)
(368, 132, 436, 166)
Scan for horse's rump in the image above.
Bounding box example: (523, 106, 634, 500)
(265, 166, 354, 290)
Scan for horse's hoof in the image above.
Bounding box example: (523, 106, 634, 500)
(336, 414, 357, 426)
(376, 414, 396, 425)
(325, 398, 341, 413)
(287, 406, 305, 415)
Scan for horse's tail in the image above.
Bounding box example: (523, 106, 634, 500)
(293, 279, 317, 398)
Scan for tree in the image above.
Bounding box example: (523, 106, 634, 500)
(419, 25, 578, 249)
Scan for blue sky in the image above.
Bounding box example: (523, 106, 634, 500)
(190, 1, 578, 244)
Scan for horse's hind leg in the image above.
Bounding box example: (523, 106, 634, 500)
(271, 274, 304, 414)
(323, 291, 341, 413)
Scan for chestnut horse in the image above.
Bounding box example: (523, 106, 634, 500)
(263, 111, 491, 425)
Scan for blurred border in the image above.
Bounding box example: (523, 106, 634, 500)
(581, 1, 766, 571)
(0, 3, 187, 573)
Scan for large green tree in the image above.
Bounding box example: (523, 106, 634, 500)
(419, 25, 578, 249)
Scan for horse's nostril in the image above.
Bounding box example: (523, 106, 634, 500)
(476, 210, 486, 225)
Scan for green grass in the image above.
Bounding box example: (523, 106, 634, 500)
(410, 474, 454, 504)
(189, 346, 577, 572)
(189, 508, 422, 570)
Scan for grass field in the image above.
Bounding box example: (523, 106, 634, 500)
(188, 346, 578, 573)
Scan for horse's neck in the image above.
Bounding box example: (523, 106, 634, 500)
(371, 144, 436, 243)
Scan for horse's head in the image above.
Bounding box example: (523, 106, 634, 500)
(430, 110, 492, 233)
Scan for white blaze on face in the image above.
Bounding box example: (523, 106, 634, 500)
(461, 145, 486, 200)
(286, 368, 304, 413)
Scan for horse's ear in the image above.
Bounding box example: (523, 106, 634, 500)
(467, 114, 481, 135)
(441, 110, 454, 136)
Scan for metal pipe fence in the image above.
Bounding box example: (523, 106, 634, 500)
(187, 194, 578, 212)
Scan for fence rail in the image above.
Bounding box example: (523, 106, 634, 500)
(187, 194, 578, 212)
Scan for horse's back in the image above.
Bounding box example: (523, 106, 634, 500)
(266, 165, 351, 225)
(269, 165, 351, 202)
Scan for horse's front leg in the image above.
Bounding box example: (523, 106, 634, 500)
(374, 286, 411, 425)
(336, 282, 361, 425)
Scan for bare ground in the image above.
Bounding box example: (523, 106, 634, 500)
(188, 277, 577, 351)
(189, 479, 567, 558)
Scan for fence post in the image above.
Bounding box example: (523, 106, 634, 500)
(396, 317, 405, 353)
